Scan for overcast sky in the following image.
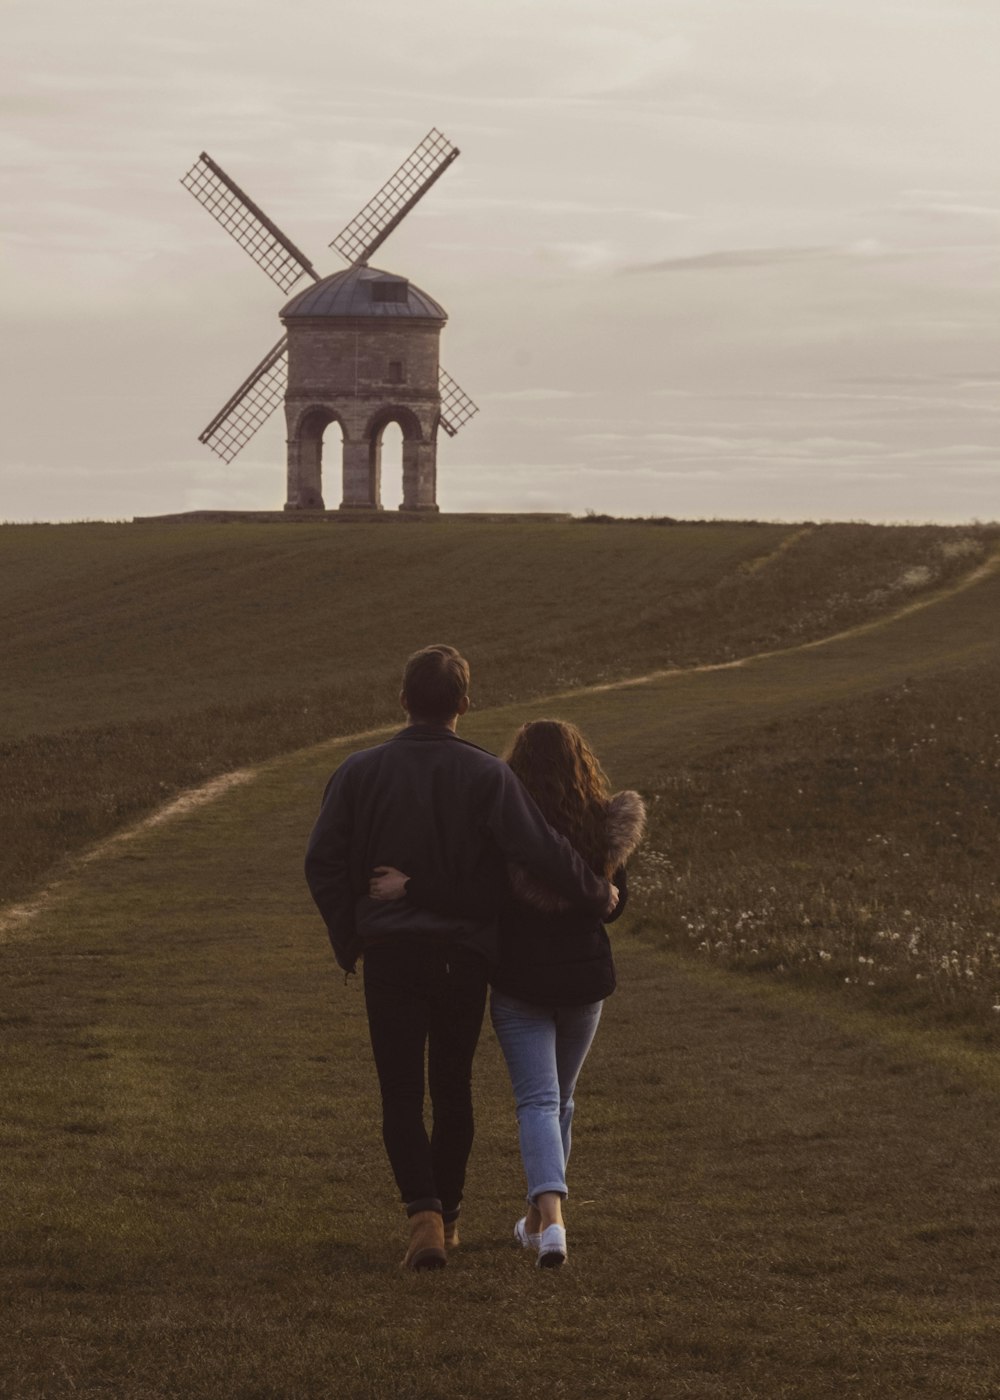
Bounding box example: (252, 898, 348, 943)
(3, 0, 998, 522)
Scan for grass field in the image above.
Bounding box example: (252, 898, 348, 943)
(633, 656, 1000, 1020)
(0, 519, 991, 905)
(3, 517, 1000, 1398)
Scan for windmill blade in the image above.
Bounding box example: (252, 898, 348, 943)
(330, 128, 460, 266)
(438, 368, 478, 438)
(181, 152, 320, 293)
(198, 337, 288, 463)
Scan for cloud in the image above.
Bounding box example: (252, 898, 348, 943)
(535, 240, 618, 273)
(566, 425, 999, 475)
(624, 245, 830, 274)
(432, 193, 687, 223)
(650, 386, 1000, 417)
(483, 389, 581, 403)
(547, 25, 693, 98)
(894, 191, 1000, 223)
(622, 240, 912, 275)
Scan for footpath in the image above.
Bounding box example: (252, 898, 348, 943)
(3, 558, 999, 1399)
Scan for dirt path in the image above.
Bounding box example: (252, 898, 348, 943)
(4, 661, 999, 1397)
(0, 770, 256, 940)
(3, 546, 997, 943)
(555, 542, 1000, 698)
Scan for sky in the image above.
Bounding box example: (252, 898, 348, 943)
(3, 0, 998, 523)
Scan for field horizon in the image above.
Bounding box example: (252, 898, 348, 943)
(4, 507, 998, 526)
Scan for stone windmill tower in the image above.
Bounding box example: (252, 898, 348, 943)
(181, 130, 477, 512)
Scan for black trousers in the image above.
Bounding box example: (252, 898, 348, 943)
(363, 941, 488, 1218)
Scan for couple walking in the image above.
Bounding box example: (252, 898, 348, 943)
(305, 644, 645, 1271)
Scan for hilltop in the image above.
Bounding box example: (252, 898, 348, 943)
(0, 517, 994, 907)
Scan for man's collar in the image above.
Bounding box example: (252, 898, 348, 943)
(393, 722, 460, 740)
(390, 724, 498, 759)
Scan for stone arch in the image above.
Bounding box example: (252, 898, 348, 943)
(364, 403, 425, 445)
(364, 405, 438, 513)
(285, 405, 345, 510)
(365, 405, 421, 510)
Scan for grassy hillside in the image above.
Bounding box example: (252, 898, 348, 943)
(4, 548, 1000, 1398)
(0, 519, 991, 905)
(1, 520, 989, 738)
(633, 656, 1000, 1020)
(428, 547, 1000, 1021)
(2, 519, 790, 737)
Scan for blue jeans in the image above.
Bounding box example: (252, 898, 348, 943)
(490, 991, 603, 1202)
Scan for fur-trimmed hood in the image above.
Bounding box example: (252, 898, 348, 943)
(508, 789, 647, 914)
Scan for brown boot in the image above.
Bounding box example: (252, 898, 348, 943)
(443, 1218, 460, 1250)
(402, 1211, 446, 1271)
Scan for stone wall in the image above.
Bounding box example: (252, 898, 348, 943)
(285, 318, 441, 398)
(282, 316, 444, 512)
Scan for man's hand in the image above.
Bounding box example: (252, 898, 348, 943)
(604, 882, 619, 918)
(369, 866, 409, 901)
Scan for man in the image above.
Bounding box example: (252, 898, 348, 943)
(305, 644, 616, 1271)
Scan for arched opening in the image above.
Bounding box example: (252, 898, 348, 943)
(291, 407, 343, 510)
(377, 422, 404, 509)
(366, 405, 424, 512)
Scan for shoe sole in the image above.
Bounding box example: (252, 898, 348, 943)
(537, 1250, 566, 1269)
(406, 1247, 447, 1271)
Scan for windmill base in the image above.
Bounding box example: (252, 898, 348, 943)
(132, 510, 573, 526)
(332, 502, 440, 515)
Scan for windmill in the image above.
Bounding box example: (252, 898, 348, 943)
(181, 129, 477, 512)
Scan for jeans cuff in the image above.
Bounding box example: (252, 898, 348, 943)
(528, 1184, 568, 1203)
(441, 1204, 461, 1225)
(405, 1197, 443, 1217)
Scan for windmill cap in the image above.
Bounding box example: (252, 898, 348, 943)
(280, 265, 447, 320)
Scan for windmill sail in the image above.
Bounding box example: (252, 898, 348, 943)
(181, 153, 319, 293)
(198, 337, 289, 463)
(330, 129, 460, 266)
(438, 367, 478, 437)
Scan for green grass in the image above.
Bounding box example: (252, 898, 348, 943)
(4, 514, 1000, 1394)
(631, 658, 1000, 1021)
(5, 562, 1000, 1395)
(455, 544, 1000, 1023)
(1, 518, 992, 905)
(2, 519, 793, 737)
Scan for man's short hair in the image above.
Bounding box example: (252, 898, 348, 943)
(402, 644, 470, 722)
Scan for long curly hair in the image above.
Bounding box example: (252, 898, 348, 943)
(504, 719, 612, 877)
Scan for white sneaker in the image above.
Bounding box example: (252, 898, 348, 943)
(514, 1216, 541, 1250)
(536, 1223, 567, 1269)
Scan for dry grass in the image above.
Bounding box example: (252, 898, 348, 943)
(630, 656, 1000, 1023)
(4, 529, 1000, 1395)
(3, 706, 1000, 1398)
(1, 519, 992, 906)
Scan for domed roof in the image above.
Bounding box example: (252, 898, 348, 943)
(280, 265, 447, 321)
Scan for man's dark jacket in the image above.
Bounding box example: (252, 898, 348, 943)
(304, 724, 612, 972)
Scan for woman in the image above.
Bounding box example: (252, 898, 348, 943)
(370, 719, 645, 1269)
